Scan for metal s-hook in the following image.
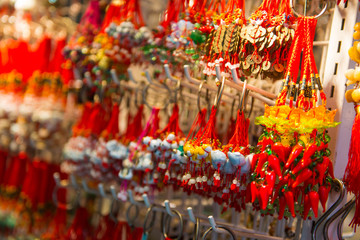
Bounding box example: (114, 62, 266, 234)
(290, 0, 328, 19)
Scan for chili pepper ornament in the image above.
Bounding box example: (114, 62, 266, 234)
(343, 21, 360, 231)
(252, 16, 339, 220)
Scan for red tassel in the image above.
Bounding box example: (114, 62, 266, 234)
(344, 107, 360, 231)
(102, 103, 120, 139)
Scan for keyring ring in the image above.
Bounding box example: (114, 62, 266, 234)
(109, 197, 120, 222)
(290, 0, 328, 19)
(193, 217, 201, 240)
(143, 83, 172, 110)
(52, 182, 80, 211)
(126, 203, 139, 227)
(213, 76, 225, 109)
(201, 225, 237, 240)
(143, 205, 157, 233)
(161, 209, 183, 240)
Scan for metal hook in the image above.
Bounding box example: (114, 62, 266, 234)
(312, 178, 345, 240)
(84, 71, 93, 88)
(144, 70, 165, 89)
(142, 193, 151, 208)
(110, 69, 120, 85)
(230, 93, 241, 120)
(164, 64, 178, 83)
(230, 68, 241, 84)
(81, 179, 99, 195)
(164, 200, 176, 217)
(184, 65, 201, 85)
(187, 207, 200, 240)
(98, 183, 107, 198)
(202, 216, 237, 239)
(337, 198, 356, 240)
(290, 0, 328, 19)
(128, 190, 141, 206)
(213, 76, 225, 109)
(127, 69, 138, 84)
(239, 80, 247, 112)
(323, 196, 355, 240)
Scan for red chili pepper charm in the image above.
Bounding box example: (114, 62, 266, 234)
(251, 181, 259, 203)
(251, 154, 259, 172)
(319, 185, 330, 212)
(268, 155, 283, 180)
(286, 144, 304, 168)
(317, 142, 328, 151)
(292, 168, 312, 188)
(285, 191, 296, 217)
(260, 185, 270, 210)
(316, 156, 329, 183)
(266, 171, 276, 195)
(278, 195, 286, 220)
(256, 152, 268, 174)
(309, 191, 320, 218)
(303, 193, 311, 220)
(328, 160, 335, 179)
(272, 143, 287, 163)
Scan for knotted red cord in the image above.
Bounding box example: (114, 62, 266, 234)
(186, 108, 207, 141)
(159, 104, 183, 137)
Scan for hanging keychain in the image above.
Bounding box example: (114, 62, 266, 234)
(253, 14, 338, 220)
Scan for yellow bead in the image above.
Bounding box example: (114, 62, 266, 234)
(355, 23, 360, 31)
(345, 69, 355, 80)
(346, 89, 355, 102)
(354, 31, 360, 40)
(352, 89, 360, 102)
(349, 47, 360, 63)
(354, 67, 360, 81)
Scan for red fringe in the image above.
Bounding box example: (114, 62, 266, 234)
(344, 113, 360, 231)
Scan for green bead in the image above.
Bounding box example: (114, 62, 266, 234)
(194, 23, 201, 29)
(192, 54, 199, 60)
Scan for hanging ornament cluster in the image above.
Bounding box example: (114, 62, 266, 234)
(63, 0, 102, 75)
(201, 0, 245, 76)
(251, 16, 338, 220)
